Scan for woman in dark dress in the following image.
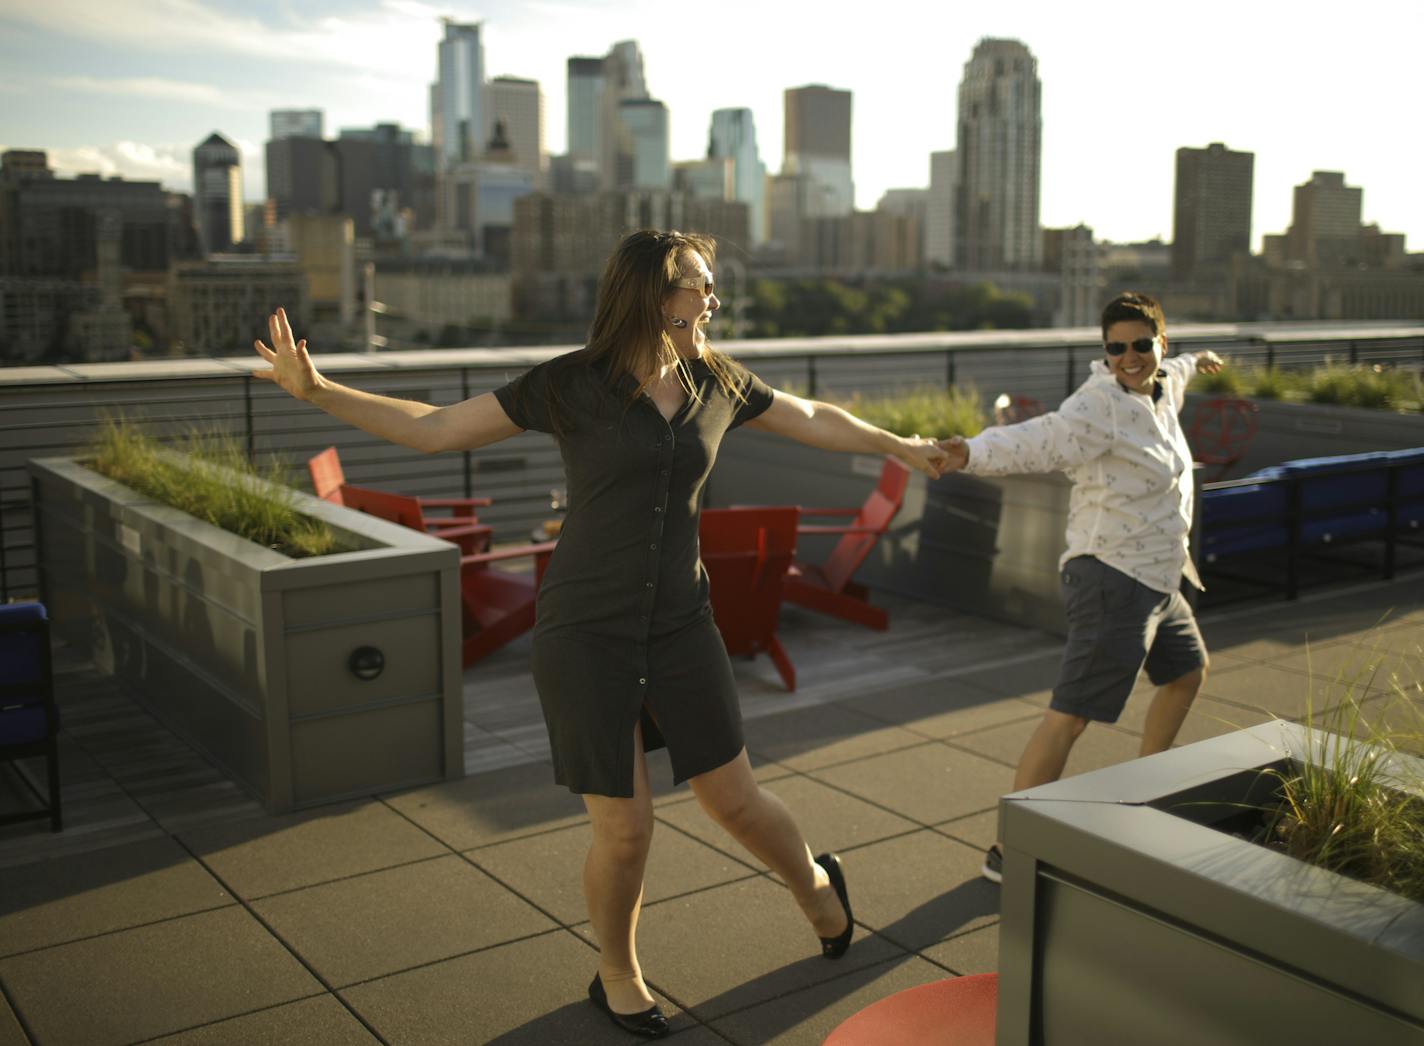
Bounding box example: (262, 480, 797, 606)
(254, 230, 948, 1038)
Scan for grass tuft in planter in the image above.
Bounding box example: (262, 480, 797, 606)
(832, 383, 988, 439)
(87, 415, 345, 558)
(1198, 361, 1420, 410)
(1257, 636, 1424, 903)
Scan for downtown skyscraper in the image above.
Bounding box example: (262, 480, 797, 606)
(955, 39, 1042, 270)
(431, 19, 486, 170)
(783, 85, 853, 217)
(708, 108, 767, 243)
(1172, 142, 1254, 280)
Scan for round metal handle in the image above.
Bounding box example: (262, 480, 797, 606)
(348, 645, 385, 681)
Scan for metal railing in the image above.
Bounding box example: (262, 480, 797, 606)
(4, 322, 1422, 601)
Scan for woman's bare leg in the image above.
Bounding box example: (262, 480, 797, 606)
(689, 748, 847, 938)
(581, 723, 657, 1014)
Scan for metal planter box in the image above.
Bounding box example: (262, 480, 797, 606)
(28, 456, 464, 813)
(709, 430, 1073, 635)
(996, 722, 1424, 1045)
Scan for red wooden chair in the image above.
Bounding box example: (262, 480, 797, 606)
(700, 507, 798, 691)
(339, 486, 553, 667)
(1187, 398, 1259, 481)
(824, 973, 997, 1046)
(783, 457, 910, 631)
(307, 447, 491, 535)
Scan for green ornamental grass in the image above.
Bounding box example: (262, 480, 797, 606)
(1262, 635, 1424, 904)
(1203, 360, 1419, 410)
(833, 384, 988, 439)
(88, 416, 342, 558)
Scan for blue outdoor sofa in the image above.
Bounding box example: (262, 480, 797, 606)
(1200, 447, 1424, 600)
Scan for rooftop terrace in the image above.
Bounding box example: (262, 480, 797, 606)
(1, 572, 1420, 1045)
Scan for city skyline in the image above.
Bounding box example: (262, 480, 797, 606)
(0, 0, 1420, 250)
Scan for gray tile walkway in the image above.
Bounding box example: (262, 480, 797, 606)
(0, 578, 1419, 1045)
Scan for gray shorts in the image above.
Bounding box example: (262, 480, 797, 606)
(1051, 556, 1208, 724)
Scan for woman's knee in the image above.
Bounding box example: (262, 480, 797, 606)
(586, 800, 654, 860)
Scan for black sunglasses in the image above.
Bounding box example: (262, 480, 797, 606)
(1104, 337, 1157, 356)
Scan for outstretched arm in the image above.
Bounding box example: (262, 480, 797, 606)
(744, 390, 949, 478)
(252, 307, 521, 454)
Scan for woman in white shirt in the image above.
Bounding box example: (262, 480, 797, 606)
(938, 291, 1224, 884)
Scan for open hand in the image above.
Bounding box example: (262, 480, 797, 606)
(935, 436, 970, 473)
(1195, 351, 1225, 375)
(253, 307, 323, 401)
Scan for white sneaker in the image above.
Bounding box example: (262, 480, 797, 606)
(980, 844, 1003, 884)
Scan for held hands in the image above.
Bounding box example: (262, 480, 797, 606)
(1195, 350, 1225, 375)
(894, 435, 952, 479)
(935, 436, 970, 474)
(253, 307, 324, 401)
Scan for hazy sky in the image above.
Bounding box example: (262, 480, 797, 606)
(1, 0, 1420, 249)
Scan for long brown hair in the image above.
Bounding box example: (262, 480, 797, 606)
(586, 229, 747, 402)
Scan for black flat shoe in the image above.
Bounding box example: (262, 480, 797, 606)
(814, 852, 854, 959)
(588, 974, 670, 1039)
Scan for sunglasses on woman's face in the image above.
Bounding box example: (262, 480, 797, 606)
(1104, 337, 1157, 356)
(671, 275, 716, 297)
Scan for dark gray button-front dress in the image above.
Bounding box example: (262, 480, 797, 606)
(494, 353, 775, 797)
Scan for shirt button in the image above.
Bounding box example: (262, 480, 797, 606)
(649, 543, 657, 550)
(645, 581, 654, 588)
(638, 677, 647, 685)
(653, 506, 662, 513)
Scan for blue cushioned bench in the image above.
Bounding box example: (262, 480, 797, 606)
(1201, 447, 1424, 600)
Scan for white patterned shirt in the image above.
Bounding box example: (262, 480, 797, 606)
(962, 354, 1202, 595)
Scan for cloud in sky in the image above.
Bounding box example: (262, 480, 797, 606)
(51, 75, 276, 110)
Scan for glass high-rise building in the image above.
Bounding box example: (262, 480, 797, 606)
(708, 108, 767, 243)
(955, 39, 1041, 270)
(1172, 142, 1254, 280)
(567, 56, 604, 163)
(432, 19, 486, 169)
(926, 149, 957, 268)
(192, 132, 244, 254)
(783, 85, 853, 217)
(488, 76, 546, 189)
(620, 99, 670, 190)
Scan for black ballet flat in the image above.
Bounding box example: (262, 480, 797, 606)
(588, 974, 670, 1039)
(814, 852, 854, 959)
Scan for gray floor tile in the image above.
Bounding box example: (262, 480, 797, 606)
(469, 820, 757, 926)
(0, 992, 26, 1046)
(743, 702, 929, 771)
(341, 930, 694, 1046)
(709, 955, 953, 1046)
(835, 831, 999, 952)
(0, 906, 320, 1046)
(842, 678, 1043, 740)
(252, 855, 557, 987)
(646, 747, 794, 808)
(0, 835, 232, 958)
(809, 743, 1014, 826)
(581, 876, 905, 1021)
(1266, 632, 1421, 695)
(382, 761, 587, 851)
(181, 800, 448, 900)
(1113, 690, 1275, 748)
(948, 715, 1145, 776)
(951, 653, 1063, 700)
(655, 775, 919, 866)
(922, 924, 1000, 976)
(144, 995, 379, 1045)
(932, 809, 1001, 852)
(1198, 661, 1359, 720)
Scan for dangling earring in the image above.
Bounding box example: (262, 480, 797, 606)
(668, 317, 688, 329)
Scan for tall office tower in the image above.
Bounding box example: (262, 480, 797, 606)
(620, 99, 670, 190)
(925, 149, 957, 268)
(192, 132, 244, 254)
(955, 39, 1042, 270)
(1171, 143, 1254, 281)
(270, 109, 323, 141)
(1284, 171, 1364, 265)
(708, 108, 767, 243)
(567, 56, 605, 163)
(487, 76, 546, 188)
(783, 85, 853, 216)
(599, 40, 649, 190)
(432, 19, 486, 169)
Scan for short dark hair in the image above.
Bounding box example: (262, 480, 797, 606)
(1100, 292, 1166, 340)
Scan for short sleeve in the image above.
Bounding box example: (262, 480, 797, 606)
(729, 368, 775, 429)
(493, 361, 556, 433)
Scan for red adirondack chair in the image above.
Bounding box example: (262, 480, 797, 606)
(338, 485, 553, 666)
(700, 507, 799, 691)
(783, 457, 910, 631)
(307, 446, 491, 534)
(1187, 398, 1259, 481)
(992, 393, 1045, 426)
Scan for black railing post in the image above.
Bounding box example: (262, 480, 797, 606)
(1349, 340, 1358, 365)
(243, 374, 255, 462)
(1065, 347, 1076, 398)
(461, 367, 474, 499)
(946, 349, 956, 390)
(807, 356, 818, 398)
